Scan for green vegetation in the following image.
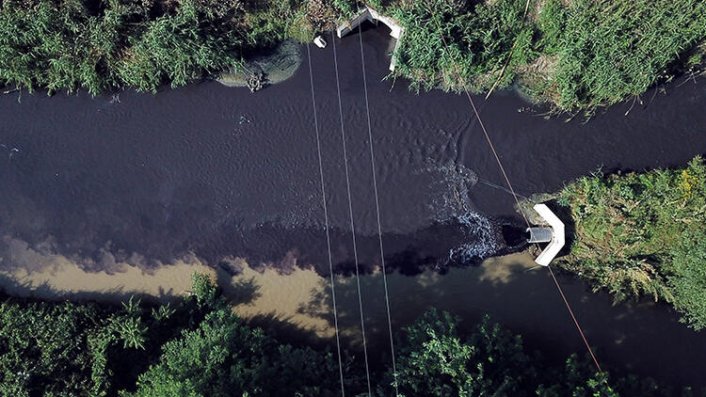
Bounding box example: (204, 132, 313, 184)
(387, 0, 536, 93)
(2, 0, 705, 110)
(388, 310, 615, 396)
(0, 0, 343, 94)
(0, 275, 689, 396)
(381, 0, 706, 111)
(559, 157, 706, 329)
(541, 0, 706, 110)
(0, 274, 345, 396)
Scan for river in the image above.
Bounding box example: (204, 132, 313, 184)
(1, 25, 706, 388)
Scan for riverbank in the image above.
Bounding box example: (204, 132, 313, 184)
(5, 265, 705, 395)
(556, 157, 706, 330)
(2, 274, 642, 396)
(217, 40, 303, 92)
(1, 0, 705, 111)
(0, 0, 346, 94)
(4, 251, 706, 389)
(382, 0, 706, 112)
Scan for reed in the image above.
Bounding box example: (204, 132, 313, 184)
(0, 0, 348, 94)
(382, 0, 706, 111)
(559, 157, 706, 329)
(1, 0, 704, 107)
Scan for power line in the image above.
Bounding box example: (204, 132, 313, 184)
(548, 266, 602, 371)
(331, 31, 373, 396)
(357, 24, 400, 396)
(461, 89, 531, 228)
(464, 55, 602, 377)
(305, 42, 347, 396)
(428, 6, 603, 373)
(464, 60, 603, 375)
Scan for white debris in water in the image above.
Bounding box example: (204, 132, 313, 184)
(313, 36, 327, 48)
(238, 115, 251, 125)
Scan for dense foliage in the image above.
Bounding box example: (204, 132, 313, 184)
(0, 0, 344, 94)
(540, 0, 706, 110)
(380, 0, 706, 111)
(384, 309, 634, 397)
(387, 0, 536, 93)
(2, 0, 705, 110)
(1, 275, 680, 396)
(1, 0, 704, 109)
(0, 274, 343, 396)
(391, 310, 533, 395)
(0, 300, 117, 396)
(559, 157, 706, 329)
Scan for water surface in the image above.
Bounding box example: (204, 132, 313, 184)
(1, 26, 706, 388)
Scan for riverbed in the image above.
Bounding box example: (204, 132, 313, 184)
(1, 26, 706, 388)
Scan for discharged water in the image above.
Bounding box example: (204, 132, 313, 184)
(1, 26, 706, 387)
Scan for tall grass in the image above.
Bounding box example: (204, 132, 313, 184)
(388, 0, 536, 93)
(2, 0, 705, 106)
(548, 0, 706, 111)
(385, 0, 706, 111)
(559, 157, 706, 329)
(0, 0, 351, 94)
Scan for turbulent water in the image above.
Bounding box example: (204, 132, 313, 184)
(2, 26, 706, 387)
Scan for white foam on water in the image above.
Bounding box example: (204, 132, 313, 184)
(449, 211, 499, 264)
(418, 160, 478, 220)
(419, 160, 500, 265)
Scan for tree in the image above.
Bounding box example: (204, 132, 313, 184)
(388, 309, 532, 397)
(536, 355, 618, 397)
(0, 299, 119, 396)
(127, 305, 341, 397)
(560, 157, 706, 329)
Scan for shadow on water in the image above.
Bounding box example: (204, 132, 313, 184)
(0, 270, 179, 304)
(0, 215, 517, 279)
(3, 244, 706, 390)
(218, 275, 262, 304)
(217, 269, 334, 348)
(296, 255, 706, 390)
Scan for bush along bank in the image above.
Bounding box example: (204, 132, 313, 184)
(373, 0, 706, 113)
(558, 157, 706, 330)
(0, 0, 352, 95)
(0, 274, 690, 396)
(1, 0, 705, 110)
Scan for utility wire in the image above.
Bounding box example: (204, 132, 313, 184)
(305, 42, 347, 396)
(548, 266, 602, 371)
(466, 59, 603, 374)
(331, 31, 373, 396)
(428, 5, 603, 373)
(357, 24, 400, 396)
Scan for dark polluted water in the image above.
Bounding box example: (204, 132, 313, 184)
(2, 25, 706, 388)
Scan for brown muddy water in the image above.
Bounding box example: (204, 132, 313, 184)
(1, 25, 706, 388)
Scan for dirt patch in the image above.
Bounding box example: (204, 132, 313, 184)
(516, 54, 559, 104)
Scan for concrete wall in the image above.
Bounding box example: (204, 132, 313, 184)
(335, 6, 404, 71)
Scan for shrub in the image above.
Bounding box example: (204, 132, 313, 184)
(559, 157, 706, 329)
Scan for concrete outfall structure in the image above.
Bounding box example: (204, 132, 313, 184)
(527, 204, 565, 266)
(336, 6, 404, 71)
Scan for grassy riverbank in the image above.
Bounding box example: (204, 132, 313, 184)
(379, 0, 706, 112)
(0, 274, 685, 396)
(558, 157, 706, 330)
(0, 0, 349, 94)
(2, 0, 705, 111)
